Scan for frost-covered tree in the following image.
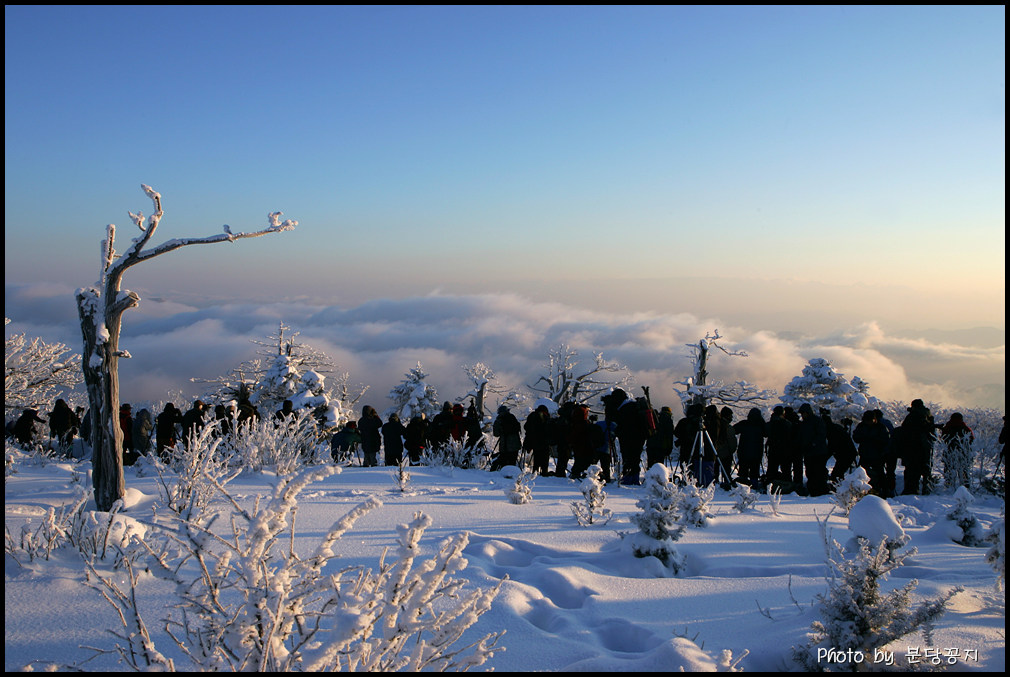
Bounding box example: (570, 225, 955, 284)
(947, 486, 986, 547)
(459, 362, 523, 427)
(780, 358, 881, 422)
(5, 318, 83, 416)
(385, 362, 441, 421)
(677, 483, 715, 528)
(793, 513, 960, 671)
(729, 483, 758, 513)
(529, 344, 630, 406)
(571, 464, 613, 526)
(75, 185, 295, 511)
(627, 464, 686, 571)
(673, 330, 774, 414)
(195, 323, 357, 430)
(506, 469, 534, 505)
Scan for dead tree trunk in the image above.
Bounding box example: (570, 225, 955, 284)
(77, 185, 297, 511)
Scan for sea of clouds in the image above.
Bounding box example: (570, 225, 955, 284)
(5, 283, 1004, 415)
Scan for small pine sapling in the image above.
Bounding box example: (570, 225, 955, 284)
(571, 464, 612, 526)
(391, 456, 411, 493)
(678, 483, 715, 527)
(506, 469, 534, 505)
(947, 486, 986, 547)
(729, 483, 758, 513)
(830, 466, 873, 516)
(626, 464, 686, 571)
(792, 514, 961, 671)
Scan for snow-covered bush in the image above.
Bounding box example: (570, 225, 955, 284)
(506, 470, 534, 505)
(226, 408, 326, 473)
(729, 483, 758, 513)
(626, 464, 686, 571)
(421, 437, 472, 471)
(793, 514, 961, 671)
(571, 464, 612, 526)
(89, 466, 505, 671)
(678, 483, 715, 528)
(781, 358, 880, 422)
(766, 484, 783, 517)
(947, 486, 986, 547)
(153, 423, 238, 520)
(831, 467, 873, 516)
(936, 434, 975, 490)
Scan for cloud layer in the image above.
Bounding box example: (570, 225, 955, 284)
(5, 284, 1004, 414)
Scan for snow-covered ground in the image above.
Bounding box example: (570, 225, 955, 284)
(5, 451, 1005, 672)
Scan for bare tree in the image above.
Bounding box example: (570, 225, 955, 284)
(529, 344, 630, 407)
(76, 185, 296, 511)
(673, 330, 774, 413)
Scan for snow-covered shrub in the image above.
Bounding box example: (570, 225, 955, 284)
(831, 466, 873, 516)
(226, 408, 326, 473)
(985, 504, 1005, 591)
(729, 483, 758, 513)
(571, 464, 612, 526)
(766, 484, 783, 517)
(421, 437, 472, 470)
(153, 423, 238, 520)
(946, 486, 986, 547)
(793, 515, 961, 671)
(626, 464, 686, 571)
(89, 466, 505, 671)
(506, 470, 534, 505)
(678, 482, 715, 528)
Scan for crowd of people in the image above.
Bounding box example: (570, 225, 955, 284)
(7, 389, 1003, 498)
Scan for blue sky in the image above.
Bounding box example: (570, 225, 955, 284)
(4, 6, 1005, 408)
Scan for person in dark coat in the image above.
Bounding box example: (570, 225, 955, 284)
(614, 390, 647, 485)
(797, 403, 830, 496)
(119, 404, 135, 463)
(899, 399, 937, 495)
(156, 402, 183, 460)
(381, 413, 407, 466)
(181, 400, 208, 448)
(464, 402, 485, 451)
(783, 406, 803, 485)
(734, 408, 767, 487)
(330, 421, 361, 464)
(48, 399, 78, 452)
(645, 406, 675, 470)
(709, 406, 736, 486)
(567, 404, 595, 479)
(429, 402, 453, 451)
(853, 410, 889, 494)
(490, 405, 522, 471)
(13, 408, 46, 446)
(524, 405, 553, 475)
(826, 412, 858, 483)
(765, 406, 793, 482)
(357, 405, 383, 467)
(552, 402, 576, 477)
(132, 408, 154, 458)
(404, 414, 428, 464)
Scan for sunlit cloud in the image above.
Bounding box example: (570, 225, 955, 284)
(5, 285, 1004, 414)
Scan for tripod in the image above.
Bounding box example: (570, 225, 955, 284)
(688, 420, 732, 488)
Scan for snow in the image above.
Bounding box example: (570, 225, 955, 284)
(4, 454, 1005, 672)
